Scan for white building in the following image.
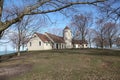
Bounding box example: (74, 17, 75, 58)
(27, 26, 88, 51)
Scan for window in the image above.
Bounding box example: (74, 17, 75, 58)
(39, 41, 41, 46)
(30, 42, 32, 46)
(62, 44, 63, 48)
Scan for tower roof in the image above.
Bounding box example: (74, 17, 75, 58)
(64, 26, 70, 30)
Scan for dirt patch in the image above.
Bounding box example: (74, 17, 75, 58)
(0, 63, 32, 80)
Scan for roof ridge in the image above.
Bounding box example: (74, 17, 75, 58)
(45, 32, 62, 38)
(45, 32, 64, 43)
(34, 32, 51, 42)
(35, 32, 44, 35)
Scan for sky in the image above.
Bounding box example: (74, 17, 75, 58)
(0, 0, 112, 52)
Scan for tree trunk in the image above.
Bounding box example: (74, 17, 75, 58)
(17, 44, 20, 56)
(110, 43, 112, 48)
(109, 39, 112, 48)
(0, 56, 1, 62)
(17, 29, 21, 56)
(89, 39, 91, 48)
(101, 40, 104, 49)
(17, 51, 20, 56)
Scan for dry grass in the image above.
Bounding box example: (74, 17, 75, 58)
(0, 48, 120, 80)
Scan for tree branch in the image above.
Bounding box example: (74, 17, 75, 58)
(30, 0, 106, 14)
(0, 0, 3, 20)
(0, 0, 105, 38)
(0, 0, 50, 34)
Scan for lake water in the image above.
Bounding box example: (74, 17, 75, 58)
(0, 51, 16, 55)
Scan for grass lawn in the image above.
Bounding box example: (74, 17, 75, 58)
(0, 48, 120, 80)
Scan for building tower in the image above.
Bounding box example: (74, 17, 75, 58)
(63, 26, 73, 48)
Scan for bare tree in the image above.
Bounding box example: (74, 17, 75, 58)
(70, 25, 78, 39)
(93, 20, 118, 49)
(0, 0, 106, 38)
(8, 15, 43, 56)
(104, 22, 118, 48)
(94, 18, 106, 48)
(9, 32, 19, 52)
(86, 29, 95, 48)
(115, 37, 120, 48)
(98, 0, 120, 21)
(93, 37, 101, 48)
(48, 27, 63, 36)
(71, 13, 92, 41)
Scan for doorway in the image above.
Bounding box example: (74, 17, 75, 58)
(56, 44, 58, 49)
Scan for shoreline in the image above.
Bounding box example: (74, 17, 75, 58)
(0, 51, 16, 56)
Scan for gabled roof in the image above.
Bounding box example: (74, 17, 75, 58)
(45, 32, 65, 43)
(72, 39, 88, 44)
(35, 32, 51, 42)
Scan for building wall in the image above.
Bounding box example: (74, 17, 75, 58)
(73, 44, 88, 48)
(83, 44, 88, 48)
(43, 42, 52, 50)
(74, 44, 79, 48)
(27, 34, 52, 51)
(52, 43, 66, 49)
(27, 33, 88, 51)
(63, 29, 73, 48)
(61, 43, 66, 49)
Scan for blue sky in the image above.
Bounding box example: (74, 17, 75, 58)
(0, 0, 104, 51)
